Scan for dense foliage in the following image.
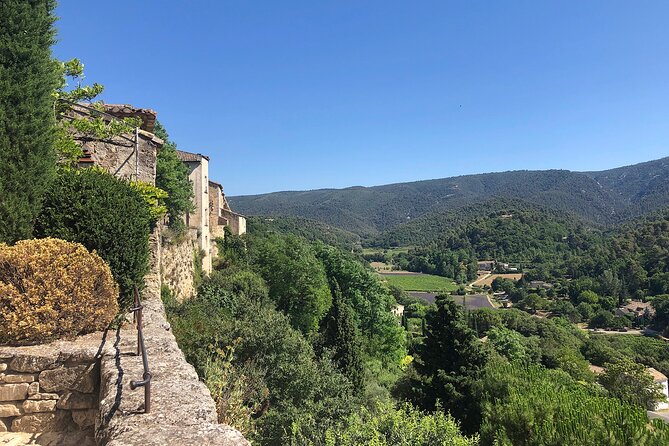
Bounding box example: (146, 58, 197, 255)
(35, 169, 151, 306)
(153, 121, 194, 231)
(0, 238, 118, 345)
(391, 205, 598, 281)
(479, 361, 669, 446)
(167, 232, 411, 445)
(246, 234, 332, 335)
(247, 216, 361, 252)
(317, 402, 479, 446)
(0, 0, 60, 243)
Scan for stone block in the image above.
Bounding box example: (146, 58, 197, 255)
(23, 399, 57, 413)
(11, 411, 71, 433)
(9, 354, 58, 373)
(0, 402, 23, 417)
(0, 383, 29, 401)
(28, 392, 59, 401)
(0, 373, 35, 383)
(0, 418, 6, 432)
(39, 364, 96, 393)
(0, 363, 6, 373)
(71, 409, 96, 429)
(57, 391, 97, 410)
(27, 382, 39, 396)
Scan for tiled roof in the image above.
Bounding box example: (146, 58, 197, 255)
(103, 104, 157, 133)
(176, 150, 209, 162)
(208, 180, 223, 189)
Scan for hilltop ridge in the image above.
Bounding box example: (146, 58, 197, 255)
(230, 156, 669, 238)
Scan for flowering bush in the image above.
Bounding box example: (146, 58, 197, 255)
(0, 238, 118, 345)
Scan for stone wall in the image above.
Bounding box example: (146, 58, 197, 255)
(0, 334, 103, 438)
(160, 228, 197, 302)
(221, 209, 247, 236)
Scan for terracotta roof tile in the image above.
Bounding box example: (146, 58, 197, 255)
(102, 104, 157, 133)
(176, 150, 209, 162)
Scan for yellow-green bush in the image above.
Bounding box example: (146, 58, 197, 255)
(0, 238, 119, 345)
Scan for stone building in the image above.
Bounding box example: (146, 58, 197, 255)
(208, 180, 246, 259)
(72, 103, 163, 184)
(208, 180, 247, 236)
(176, 150, 212, 274)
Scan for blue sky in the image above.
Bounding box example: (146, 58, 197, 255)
(54, 1, 669, 196)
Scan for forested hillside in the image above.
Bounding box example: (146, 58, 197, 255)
(230, 157, 669, 240)
(247, 216, 361, 252)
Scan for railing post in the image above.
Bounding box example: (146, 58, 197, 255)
(130, 285, 152, 413)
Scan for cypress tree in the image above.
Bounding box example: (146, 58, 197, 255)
(412, 295, 488, 433)
(320, 280, 364, 390)
(0, 0, 60, 243)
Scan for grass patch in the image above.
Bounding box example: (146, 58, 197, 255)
(362, 246, 412, 256)
(380, 273, 457, 292)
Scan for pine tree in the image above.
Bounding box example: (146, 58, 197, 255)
(319, 280, 364, 390)
(0, 0, 60, 243)
(412, 295, 488, 433)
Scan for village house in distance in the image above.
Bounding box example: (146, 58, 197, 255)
(176, 149, 246, 272)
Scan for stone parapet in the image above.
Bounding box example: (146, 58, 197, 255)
(0, 333, 106, 438)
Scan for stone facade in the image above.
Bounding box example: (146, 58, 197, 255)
(160, 231, 197, 302)
(0, 334, 103, 437)
(208, 181, 246, 259)
(70, 103, 163, 185)
(177, 150, 213, 274)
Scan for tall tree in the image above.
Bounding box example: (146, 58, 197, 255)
(318, 280, 364, 390)
(153, 121, 194, 231)
(599, 359, 666, 409)
(411, 295, 488, 433)
(0, 0, 60, 243)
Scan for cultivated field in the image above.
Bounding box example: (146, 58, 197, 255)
(380, 272, 457, 292)
(473, 273, 523, 287)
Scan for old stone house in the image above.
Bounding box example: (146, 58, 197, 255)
(208, 180, 246, 259)
(72, 103, 163, 184)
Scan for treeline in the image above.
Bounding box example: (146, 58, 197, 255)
(386, 206, 598, 282)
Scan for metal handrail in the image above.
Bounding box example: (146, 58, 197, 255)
(129, 286, 152, 413)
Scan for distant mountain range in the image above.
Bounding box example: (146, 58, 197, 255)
(230, 157, 669, 243)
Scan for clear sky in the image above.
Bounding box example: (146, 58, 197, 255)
(54, 1, 669, 196)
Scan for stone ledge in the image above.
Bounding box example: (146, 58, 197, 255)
(97, 226, 248, 445)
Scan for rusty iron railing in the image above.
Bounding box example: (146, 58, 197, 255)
(129, 286, 152, 413)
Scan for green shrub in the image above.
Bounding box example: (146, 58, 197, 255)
(0, 238, 118, 345)
(35, 168, 151, 307)
(315, 402, 478, 446)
